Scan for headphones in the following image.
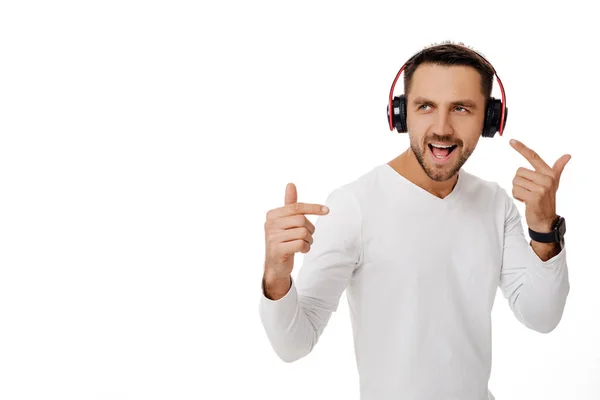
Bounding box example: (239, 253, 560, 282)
(386, 45, 508, 138)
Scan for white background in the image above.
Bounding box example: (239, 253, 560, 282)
(0, 1, 598, 399)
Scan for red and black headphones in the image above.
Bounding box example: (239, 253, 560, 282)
(386, 46, 508, 138)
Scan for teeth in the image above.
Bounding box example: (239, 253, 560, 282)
(431, 143, 453, 148)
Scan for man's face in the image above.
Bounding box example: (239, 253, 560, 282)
(406, 63, 487, 182)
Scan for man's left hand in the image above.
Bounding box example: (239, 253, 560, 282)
(510, 139, 571, 233)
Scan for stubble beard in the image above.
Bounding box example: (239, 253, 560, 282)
(410, 139, 473, 182)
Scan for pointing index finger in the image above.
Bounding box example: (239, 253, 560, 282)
(270, 202, 330, 219)
(509, 138, 552, 173)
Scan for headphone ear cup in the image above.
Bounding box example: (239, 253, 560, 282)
(482, 98, 502, 138)
(391, 95, 408, 133)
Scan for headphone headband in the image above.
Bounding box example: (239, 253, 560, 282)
(387, 45, 507, 137)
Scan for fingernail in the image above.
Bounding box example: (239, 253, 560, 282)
(510, 139, 516, 145)
(322, 206, 329, 212)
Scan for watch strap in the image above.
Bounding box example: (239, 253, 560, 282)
(528, 216, 564, 244)
(528, 227, 559, 243)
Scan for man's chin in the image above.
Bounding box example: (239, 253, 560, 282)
(423, 155, 463, 181)
(424, 166, 458, 182)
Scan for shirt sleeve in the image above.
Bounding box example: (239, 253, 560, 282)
(258, 186, 363, 362)
(498, 188, 570, 333)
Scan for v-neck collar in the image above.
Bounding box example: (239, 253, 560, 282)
(381, 162, 465, 206)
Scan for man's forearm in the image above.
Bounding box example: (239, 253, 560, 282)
(530, 240, 561, 262)
(262, 272, 292, 300)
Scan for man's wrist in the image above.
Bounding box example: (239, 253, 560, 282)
(529, 215, 558, 233)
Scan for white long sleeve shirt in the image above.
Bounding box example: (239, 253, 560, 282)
(259, 163, 569, 400)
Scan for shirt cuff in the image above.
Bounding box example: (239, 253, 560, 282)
(259, 276, 300, 332)
(528, 242, 567, 276)
(260, 275, 297, 304)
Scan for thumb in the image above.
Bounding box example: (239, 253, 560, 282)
(284, 182, 297, 205)
(552, 154, 572, 177)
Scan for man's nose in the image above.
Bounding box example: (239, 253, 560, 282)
(432, 111, 454, 136)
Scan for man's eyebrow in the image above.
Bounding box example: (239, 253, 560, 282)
(451, 99, 478, 108)
(411, 97, 478, 108)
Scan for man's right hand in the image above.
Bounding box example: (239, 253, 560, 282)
(263, 183, 330, 299)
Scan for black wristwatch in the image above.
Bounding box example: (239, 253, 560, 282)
(528, 215, 566, 246)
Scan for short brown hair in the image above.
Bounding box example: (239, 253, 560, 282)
(403, 42, 495, 99)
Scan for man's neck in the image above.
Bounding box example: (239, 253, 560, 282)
(387, 148, 459, 199)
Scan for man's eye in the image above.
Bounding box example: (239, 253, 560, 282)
(419, 104, 431, 110)
(455, 106, 468, 112)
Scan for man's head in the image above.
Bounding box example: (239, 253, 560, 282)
(402, 43, 495, 182)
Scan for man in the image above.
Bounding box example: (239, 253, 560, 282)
(258, 43, 570, 400)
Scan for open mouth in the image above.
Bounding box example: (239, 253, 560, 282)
(428, 143, 458, 160)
